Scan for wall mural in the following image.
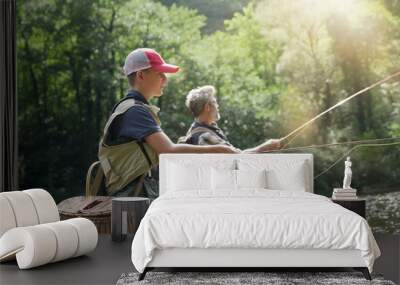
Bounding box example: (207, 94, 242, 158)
(17, 0, 400, 234)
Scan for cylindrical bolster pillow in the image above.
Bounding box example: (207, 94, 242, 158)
(23, 189, 60, 224)
(64, 218, 98, 257)
(0, 189, 59, 238)
(0, 196, 17, 237)
(42, 221, 79, 262)
(0, 218, 98, 269)
(0, 191, 39, 228)
(0, 226, 57, 269)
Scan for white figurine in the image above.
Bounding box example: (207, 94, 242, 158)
(342, 156, 352, 189)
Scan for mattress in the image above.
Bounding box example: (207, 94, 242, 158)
(131, 190, 380, 273)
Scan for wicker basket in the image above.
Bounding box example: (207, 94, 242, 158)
(58, 196, 112, 234)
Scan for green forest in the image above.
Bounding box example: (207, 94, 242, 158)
(17, 0, 400, 232)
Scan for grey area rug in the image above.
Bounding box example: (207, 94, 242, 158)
(116, 272, 396, 285)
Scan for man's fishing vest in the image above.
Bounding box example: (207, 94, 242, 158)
(90, 99, 160, 196)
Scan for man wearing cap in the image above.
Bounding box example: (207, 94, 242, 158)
(180, 85, 281, 152)
(97, 49, 239, 197)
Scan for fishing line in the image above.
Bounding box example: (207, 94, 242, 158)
(257, 137, 400, 180)
(260, 137, 400, 153)
(313, 140, 400, 179)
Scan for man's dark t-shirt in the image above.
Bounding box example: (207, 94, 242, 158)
(107, 90, 162, 145)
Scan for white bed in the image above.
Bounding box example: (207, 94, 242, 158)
(131, 154, 380, 280)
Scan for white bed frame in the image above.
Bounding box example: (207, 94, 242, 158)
(148, 248, 365, 268)
(139, 154, 370, 280)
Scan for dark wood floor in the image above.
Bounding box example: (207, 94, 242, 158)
(0, 234, 398, 285)
(0, 235, 134, 285)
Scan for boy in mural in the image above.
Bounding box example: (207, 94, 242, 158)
(180, 85, 281, 152)
(98, 49, 239, 198)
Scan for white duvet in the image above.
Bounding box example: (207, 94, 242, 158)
(131, 190, 380, 273)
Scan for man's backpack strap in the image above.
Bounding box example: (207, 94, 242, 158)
(137, 141, 152, 168)
(85, 161, 104, 197)
(102, 99, 138, 138)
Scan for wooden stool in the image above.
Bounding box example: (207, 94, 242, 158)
(58, 196, 112, 234)
(111, 197, 150, 242)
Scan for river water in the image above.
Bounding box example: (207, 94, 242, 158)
(361, 191, 400, 234)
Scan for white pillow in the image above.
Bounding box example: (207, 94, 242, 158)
(211, 168, 268, 192)
(236, 169, 267, 189)
(238, 159, 307, 191)
(167, 162, 211, 191)
(212, 168, 237, 191)
(265, 161, 307, 191)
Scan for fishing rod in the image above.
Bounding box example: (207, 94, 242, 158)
(279, 70, 400, 149)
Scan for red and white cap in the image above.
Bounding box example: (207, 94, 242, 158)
(123, 48, 180, 76)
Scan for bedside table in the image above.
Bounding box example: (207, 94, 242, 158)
(331, 198, 366, 218)
(111, 197, 150, 242)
